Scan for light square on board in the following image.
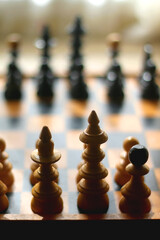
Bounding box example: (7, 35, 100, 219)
(0, 131, 26, 149)
(66, 130, 83, 149)
(104, 114, 142, 132)
(154, 169, 160, 190)
(68, 169, 77, 192)
(20, 192, 32, 214)
(10, 169, 24, 192)
(107, 149, 122, 168)
(134, 100, 160, 117)
(145, 131, 160, 149)
(27, 115, 65, 132)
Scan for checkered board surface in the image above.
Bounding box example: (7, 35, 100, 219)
(0, 76, 160, 221)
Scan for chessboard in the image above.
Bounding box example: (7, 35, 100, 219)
(0, 73, 160, 222)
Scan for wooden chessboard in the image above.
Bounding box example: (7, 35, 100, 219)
(0, 74, 160, 222)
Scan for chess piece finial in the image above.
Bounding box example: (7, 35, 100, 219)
(31, 126, 63, 215)
(114, 136, 139, 186)
(77, 110, 109, 213)
(106, 33, 121, 50)
(106, 32, 121, 59)
(7, 33, 21, 53)
(119, 144, 151, 214)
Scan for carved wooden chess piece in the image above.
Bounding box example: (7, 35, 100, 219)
(119, 144, 151, 214)
(77, 110, 109, 213)
(31, 126, 63, 215)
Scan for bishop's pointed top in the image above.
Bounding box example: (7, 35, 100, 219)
(39, 126, 52, 142)
(88, 110, 99, 125)
(85, 110, 102, 135)
(79, 110, 108, 144)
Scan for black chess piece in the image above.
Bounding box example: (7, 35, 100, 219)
(35, 25, 54, 61)
(6, 33, 23, 82)
(105, 33, 125, 102)
(140, 63, 159, 100)
(69, 63, 88, 100)
(68, 16, 85, 62)
(4, 33, 23, 100)
(4, 69, 22, 100)
(68, 16, 86, 80)
(35, 25, 55, 82)
(139, 44, 153, 81)
(106, 61, 124, 102)
(37, 68, 54, 101)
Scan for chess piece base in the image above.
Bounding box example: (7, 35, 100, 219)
(77, 192, 109, 213)
(119, 196, 151, 214)
(31, 196, 63, 215)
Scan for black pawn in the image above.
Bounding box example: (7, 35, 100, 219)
(69, 64, 88, 100)
(139, 44, 153, 81)
(129, 144, 149, 167)
(106, 62, 124, 102)
(140, 63, 159, 100)
(119, 144, 151, 214)
(37, 68, 54, 102)
(4, 70, 22, 100)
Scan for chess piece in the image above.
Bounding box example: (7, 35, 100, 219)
(36, 68, 54, 102)
(140, 63, 159, 100)
(139, 44, 159, 100)
(0, 138, 14, 189)
(69, 63, 88, 100)
(4, 33, 22, 100)
(6, 33, 22, 82)
(77, 110, 109, 213)
(30, 139, 58, 185)
(0, 163, 9, 212)
(105, 33, 125, 102)
(68, 16, 86, 85)
(139, 44, 154, 81)
(107, 64, 124, 102)
(35, 25, 55, 99)
(114, 136, 139, 187)
(119, 144, 151, 214)
(31, 126, 63, 215)
(68, 16, 85, 63)
(35, 25, 54, 61)
(4, 70, 22, 100)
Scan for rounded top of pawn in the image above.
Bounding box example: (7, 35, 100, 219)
(123, 136, 139, 152)
(129, 144, 149, 167)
